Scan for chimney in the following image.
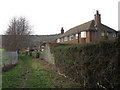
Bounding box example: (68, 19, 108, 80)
(61, 27, 64, 34)
(94, 10, 101, 29)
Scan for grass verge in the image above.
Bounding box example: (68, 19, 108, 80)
(2, 55, 81, 88)
(26, 60, 53, 88)
(32, 59, 81, 88)
(2, 54, 26, 88)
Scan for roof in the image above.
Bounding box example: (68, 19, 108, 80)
(59, 20, 116, 38)
(29, 34, 60, 42)
(101, 24, 117, 33)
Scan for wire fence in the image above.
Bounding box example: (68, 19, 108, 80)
(1, 51, 18, 70)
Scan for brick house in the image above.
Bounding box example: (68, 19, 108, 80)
(40, 41, 56, 52)
(56, 10, 117, 44)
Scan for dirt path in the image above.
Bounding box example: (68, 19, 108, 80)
(17, 56, 81, 88)
(21, 65, 29, 88)
(20, 56, 29, 88)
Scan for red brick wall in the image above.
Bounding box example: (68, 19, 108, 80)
(94, 31, 117, 42)
(78, 33, 81, 44)
(108, 33, 116, 40)
(56, 31, 117, 44)
(86, 31, 90, 43)
(79, 31, 90, 44)
(57, 31, 90, 44)
(59, 34, 79, 44)
(90, 31, 96, 43)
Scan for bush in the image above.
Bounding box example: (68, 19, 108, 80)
(52, 38, 120, 89)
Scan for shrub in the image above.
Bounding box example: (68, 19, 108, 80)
(52, 38, 120, 89)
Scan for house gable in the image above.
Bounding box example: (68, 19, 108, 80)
(57, 11, 117, 44)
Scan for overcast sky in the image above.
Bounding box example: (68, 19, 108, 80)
(0, 0, 119, 35)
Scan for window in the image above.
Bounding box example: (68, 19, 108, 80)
(81, 31, 86, 38)
(107, 32, 109, 36)
(76, 34, 78, 39)
(64, 36, 68, 41)
(41, 49, 44, 51)
(112, 33, 116, 37)
(70, 35, 73, 40)
(61, 38, 63, 42)
(101, 32, 104, 36)
(41, 45, 44, 48)
(57, 38, 60, 43)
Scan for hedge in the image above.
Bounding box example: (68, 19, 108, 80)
(52, 38, 120, 89)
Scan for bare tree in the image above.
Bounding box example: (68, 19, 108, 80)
(3, 17, 32, 52)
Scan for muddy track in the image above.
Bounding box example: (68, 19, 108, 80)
(20, 56, 29, 88)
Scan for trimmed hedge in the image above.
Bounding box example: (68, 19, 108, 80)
(52, 38, 120, 88)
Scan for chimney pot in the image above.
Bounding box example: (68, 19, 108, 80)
(94, 10, 101, 28)
(61, 27, 64, 34)
(96, 10, 99, 14)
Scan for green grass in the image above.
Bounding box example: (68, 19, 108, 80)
(0, 49, 5, 52)
(17, 55, 53, 88)
(2, 55, 26, 88)
(2, 55, 53, 88)
(26, 60, 53, 88)
(1, 56, 8, 62)
(0, 49, 8, 62)
(2, 54, 81, 88)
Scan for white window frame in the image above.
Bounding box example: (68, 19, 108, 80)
(70, 35, 73, 40)
(64, 36, 68, 41)
(76, 34, 78, 39)
(112, 33, 116, 37)
(101, 32, 104, 36)
(61, 38, 63, 42)
(57, 38, 60, 43)
(81, 31, 86, 38)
